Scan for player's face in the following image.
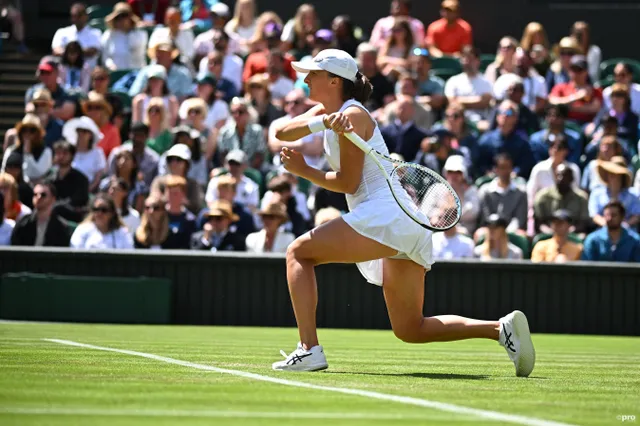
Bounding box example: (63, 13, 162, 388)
(304, 70, 335, 102)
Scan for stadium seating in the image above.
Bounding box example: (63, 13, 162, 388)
(476, 232, 531, 259)
(479, 54, 496, 73)
(531, 232, 583, 249)
(598, 58, 640, 82)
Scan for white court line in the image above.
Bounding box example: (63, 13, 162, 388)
(43, 339, 574, 426)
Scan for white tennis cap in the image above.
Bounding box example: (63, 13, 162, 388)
(443, 155, 468, 179)
(291, 49, 359, 82)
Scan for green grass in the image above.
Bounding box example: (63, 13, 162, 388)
(0, 323, 638, 426)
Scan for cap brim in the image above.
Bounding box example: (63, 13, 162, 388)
(291, 60, 323, 75)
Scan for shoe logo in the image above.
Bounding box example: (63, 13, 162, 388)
(504, 332, 516, 353)
(287, 353, 313, 365)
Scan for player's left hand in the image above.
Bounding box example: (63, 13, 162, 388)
(280, 147, 308, 176)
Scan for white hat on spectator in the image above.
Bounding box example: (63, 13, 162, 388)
(292, 49, 359, 83)
(166, 144, 192, 162)
(210, 2, 230, 17)
(225, 149, 248, 165)
(62, 116, 103, 146)
(443, 155, 468, 179)
(147, 64, 168, 80)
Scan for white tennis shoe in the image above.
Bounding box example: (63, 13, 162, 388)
(499, 310, 536, 377)
(272, 342, 328, 372)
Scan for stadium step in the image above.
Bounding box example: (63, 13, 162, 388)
(0, 83, 30, 94)
(0, 105, 26, 115)
(0, 62, 39, 72)
(0, 95, 26, 105)
(0, 73, 38, 84)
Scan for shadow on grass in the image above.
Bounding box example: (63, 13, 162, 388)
(324, 371, 490, 380)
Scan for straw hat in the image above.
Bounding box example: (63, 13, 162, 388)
(62, 116, 104, 146)
(258, 201, 289, 223)
(178, 97, 209, 121)
(30, 88, 54, 106)
(207, 200, 239, 222)
(105, 2, 139, 27)
(15, 113, 45, 137)
(596, 156, 632, 188)
(82, 91, 113, 117)
(147, 40, 180, 61)
(216, 174, 237, 188)
(246, 73, 270, 91)
(558, 36, 581, 53)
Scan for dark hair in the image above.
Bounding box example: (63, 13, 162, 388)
(62, 41, 85, 68)
(546, 104, 569, 119)
(114, 149, 139, 187)
(130, 121, 150, 135)
(267, 175, 292, 193)
(71, 3, 87, 13)
(617, 62, 634, 77)
(603, 200, 626, 217)
(145, 78, 169, 96)
(90, 194, 123, 232)
(107, 176, 131, 217)
(267, 48, 284, 61)
(461, 45, 481, 59)
(332, 15, 356, 41)
(494, 152, 513, 167)
(53, 139, 76, 156)
(171, 132, 201, 162)
(330, 71, 373, 103)
(36, 180, 58, 199)
(397, 0, 412, 11)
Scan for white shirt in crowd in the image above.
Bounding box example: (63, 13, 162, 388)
(493, 72, 547, 112)
(72, 148, 107, 184)
(1, 145, 53, 184)
(101, 29, 148, 70)
(586, 45, 602, 83)
(0, 218, 15, 246)
(197, 53, 244, 93)
(224, 20, 257, 56)
(268, 76, 295, 101)
(118, 208, 141, 235)
(603, 82, 640, 115)
(51, 24, 102, 68)
(526, 159, 582, 207)
(205, 174, 260, 211)
(269, 115, 325, 170)
(71, 222, 134, 249)
(432, 231, 475, 260)
(204, 99, 230, 129)
(444, 72, 494, 121)
(245, 228, 295, 254)
(149, 27, 195, 63)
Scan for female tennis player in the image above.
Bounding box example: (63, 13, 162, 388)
(273, 49, 535, 377)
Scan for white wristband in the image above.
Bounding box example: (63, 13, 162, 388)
(308, 115, 327, 133)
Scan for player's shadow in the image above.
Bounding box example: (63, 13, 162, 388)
(325, 371, 489, 380)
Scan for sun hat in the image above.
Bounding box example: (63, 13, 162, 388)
(62, 116, 104, 145)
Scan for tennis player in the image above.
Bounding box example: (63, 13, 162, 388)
(273, 49, 535, 377)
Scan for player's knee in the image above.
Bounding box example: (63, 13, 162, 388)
(286, 238, 314, 265)
(392, 320, 424, 344)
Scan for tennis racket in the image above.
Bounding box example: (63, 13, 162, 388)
(343, 131, 462, 231)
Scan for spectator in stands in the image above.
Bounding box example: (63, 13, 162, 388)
(224, 0, 257, 57)
(151, 143, 203, 214)
(425, 0, 472, 57)
(70, 194, 133, 249)
(106, 177, 140, 234)
(477, 153, 528, 237)
(243, 22, 297, 83)
(48, 140, 89, 223)
(477, 101, 534, 178)
(108, 122, 159, 186)
(62, 116, 107, 192)
(527, 134, 581, 208)
(246, 73, 285, 130)
(58, 41, 91, 93)
(268, 89, 323, 169)
(130, 42, 193, 99)
(134, 194, 169, 249)
(582, 136, 625, 192)
(355, 42, 395, 112)
(180, 0, 217, 33)
(571, 21, 600, 83)
(178, 101, 217, 170)
(217, 98, 267, 170)
(0, 193, 14, 246)
(0, 0, 27, 53)
(332, 15, 361, 58)
(191, 199, 246, 251)
(10, 182, 71, 247)
(380, 96, 429, 163)
(128, 0, 170, 28)
(101, 3, 148, 71)
(2, 114, 51, 184)
(443, 155, 479, 235)
(25, 57, 77, 122)
(549, 55, 602, 126)
(581, 201, 640, 262)
(377, 18, 414, 79)
(370, 0, 424, 50)
(250, 11, 283, 51)
(261, 171, 310, 234)
(89, 67, 110, 96)
(531, 209, 582, 263)
(589, 157, 640, 228)
(432, 224, 474, 259)
(410, 48, 446, 111)
(149, 7, 195, 67)
(529, 104, 582, 165)
(158, 125, 208, 186)
(196, 28, 244, 93)
(377, 75, 435, 130)
(20, 89, 63, 150)
(584, 115, 634, 166)
(246, 201, 294, 253)
(206, 149, 259, 213)
(51, 3, 101, 67)
(489, 78, 540, 137)
(485, 37, 518, 84)
(193, 74, 229, 135)
(1, 153, 33, 208)
(603, 63, 640, 115)
(131, 65, 179, 126)
(418, 129, 471, 176)
(144, 98, 173, 155)
(445, 46, 493, 125)
(160, 175, 197, 249)
(199, 50, 239, 103)
(474, 214, 523, 260)
(433, 102, 479, 173)
(263, 49, 295, 104)
(520, 22, 551, 77)
(588, 85, 639, 145)
(545, 36, 580, 93)
(280, 4, 319, 60)
(197, 175, 255, 236)
(83, 91, 121, 158)
(494, 48, 547, 115)
(0, 173, 31, 221)
(533, 164, 590, 234)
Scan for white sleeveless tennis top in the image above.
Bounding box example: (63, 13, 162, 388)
(323, 99, 434, 286)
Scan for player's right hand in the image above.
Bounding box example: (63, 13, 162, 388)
(323, 112, 354, 134)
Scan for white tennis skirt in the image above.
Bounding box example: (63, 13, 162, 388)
(342, 198, 434, 286)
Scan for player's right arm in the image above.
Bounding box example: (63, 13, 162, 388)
(274, 104, 326, 142)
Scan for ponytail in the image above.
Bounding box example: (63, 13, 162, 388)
(332, 71, 374, 103)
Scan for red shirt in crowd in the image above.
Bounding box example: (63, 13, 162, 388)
(98, 123, 122, 159)
(550, 82, 603, 124)
(243, 51, 297, 83)
(127, 0, 170, 25)
(425, 18, 473, 55)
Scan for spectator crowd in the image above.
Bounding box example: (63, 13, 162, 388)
(0, 0, 639, 262)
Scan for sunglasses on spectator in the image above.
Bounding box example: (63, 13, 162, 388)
(261, 214, 278, 220)
(614, 72, 629, 78)
(188, 109, 203, 116)
(167, 156, 186, 163)
(92, 206, 111, 214)
(499, 109, 516, 117)
(33, 192, 48, 199)
(285, 99, 303, 106)
(446, 112, 463, 119)
(560, 50, 575, 56)
(231, 109, 247, 116)
(145, 204, 163, 212)
(39, 70, 52, 76)
(86, 105, 104, 111)
(21, 127, 39, 133)
(210, 60, 223, 66)
(93, 75, 108, 81)
(500, 44, 515, 50)
(208, 215, 224, 221)
(149, 107, 161, 114)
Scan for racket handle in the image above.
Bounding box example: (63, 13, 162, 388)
(343, 131, 373, 154)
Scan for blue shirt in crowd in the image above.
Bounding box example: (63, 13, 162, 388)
(476, 129, 535, 178)
(529, 128, 582, 165)
(128, 64, 194, 98)
(588, 187, 640, 220)
(581, 227, 640, 262)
